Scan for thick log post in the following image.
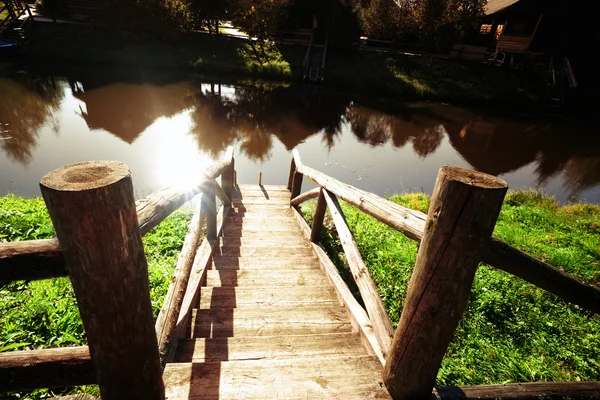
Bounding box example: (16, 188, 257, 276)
(291, 171, 304, 200)
(310, 188, 327, 243)
(203, 184, 218, 241)
(39, 161, 164, 400)
(383, 166, 507, 400)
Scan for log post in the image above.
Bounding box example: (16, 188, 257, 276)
(203, 183, 218, 241)
(382, 166, 507, 400)
(291, 171, 304, 200)
(287, 157, 296, 191)
(39, 161, 164, 400)
(310, 188, 327, 243)
(221, 148, 234, 205)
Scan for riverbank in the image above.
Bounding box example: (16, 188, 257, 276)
(301, 190, 600, 385)
(9, 22, 545, 110)
(1, 190, 599, 396)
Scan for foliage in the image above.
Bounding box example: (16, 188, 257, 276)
(230, 0, 292, 40)
(0, 194, 194, 399)
(356, 0, 486, 49)
(302, 190, 600, 384)
(107, 0, 194, 37)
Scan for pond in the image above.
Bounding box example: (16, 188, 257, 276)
(1, 68, 600, 203)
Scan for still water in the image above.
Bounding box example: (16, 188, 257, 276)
(1, 70, 600, 203)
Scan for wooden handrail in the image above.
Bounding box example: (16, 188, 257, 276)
(289, 150, 600, 315)
(322, 190, 395, 357)
(0, 346, 94, 392)
(0, 148, 235, 283)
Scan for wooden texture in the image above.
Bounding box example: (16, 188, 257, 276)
(435, 381, 600, 399)
(164, 184, 389, 399)
(205, 269, 329, 287)
(1, 153, 234, 282)
(290, 198, 386, 365)
(310, 188, 327, 243)
(155, 200, 206, 368)
(0, 239, 65, 281)
(163, 356, 390, 399)
(0, 346, 94, 392)
(175, 333, 366, 362)
(39, 161, 164, 400)
(287, 157, 296, 191)
(203, 186, 217, 241)
(323, 190, 394, 357)
(191, 305, 353, 338)
(199, 286, 338, 309)
(290, 187, 321, 206)
(221, 147, 235, 203)
(383, 166, 507, 400)
(212, 179, 230, 206)
(290, 150, 600, 315)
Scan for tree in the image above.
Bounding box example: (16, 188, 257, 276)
(231, 0, 292, 40)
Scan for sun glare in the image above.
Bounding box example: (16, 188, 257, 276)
(146, 111, 215, 191)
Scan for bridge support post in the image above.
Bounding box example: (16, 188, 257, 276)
(310, 188, 327, 243)
(39, 161, 164, 400)
(382, 167, 507, 400)
(203, 183, 217, 241)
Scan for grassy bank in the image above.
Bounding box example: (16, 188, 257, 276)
(0, 194, 193, 399)
(302, 190, 600, 385)
(16, 22, 543, 109)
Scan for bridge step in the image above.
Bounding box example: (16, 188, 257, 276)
(205, 269, 330, 287)
(174, 333, 367, 362)
(190, 305, 353, 338)
(212, 256, 319, 270)
(164, 184, 390, 399)
(163, 355, 389, 399)
(199, 286, 339, 309)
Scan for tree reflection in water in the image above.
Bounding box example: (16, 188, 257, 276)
(2, 73, 599, 200)
(0, 74, 63, 165)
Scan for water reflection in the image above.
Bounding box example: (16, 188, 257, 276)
(0, 74, 63, 164)
(1, 71, 599, 202)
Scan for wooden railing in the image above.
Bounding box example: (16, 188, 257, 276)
(0, 147, 235, 399)
(288, 149, 600, 399)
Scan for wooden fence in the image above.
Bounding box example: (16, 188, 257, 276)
(288, 150, 600, 399)
(0, 147, 235, 399)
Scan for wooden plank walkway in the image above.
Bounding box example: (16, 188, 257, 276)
(163, 184, 391, 399)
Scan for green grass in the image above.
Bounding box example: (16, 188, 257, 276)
(302, 190, 600, 385)
(0, 194, 194, 399)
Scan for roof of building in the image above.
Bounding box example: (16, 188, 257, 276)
(484, 0, 521, 15)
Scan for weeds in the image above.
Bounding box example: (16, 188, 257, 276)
(302, 189, 600, 385)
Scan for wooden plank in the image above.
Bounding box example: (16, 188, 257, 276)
(237, 184, 289, 192)
(163, 355, 390, 399)
(174, 333, 366, 362)
(214, 246, 315, 258)
(219, 235, 307, 247)
(39, 161, 164, 400)
(205, 269, 329, 287)
(212, 256, 319, 270)
(435, 381, 600, 399)
(291, 150, 600, 315)
(199, 286, 339, 309)
(383, 167, 507, 400)
(190, 305, 353, 338)
(323, 190, 394, 358)
(155, 200, 206, 368)
(232, 198, 290, 206)
(0, 346, 94, 392)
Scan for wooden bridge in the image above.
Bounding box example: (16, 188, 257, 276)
(1, 148, 600, 399)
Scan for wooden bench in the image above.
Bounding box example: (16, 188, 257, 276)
(450, 44, 488, 61)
